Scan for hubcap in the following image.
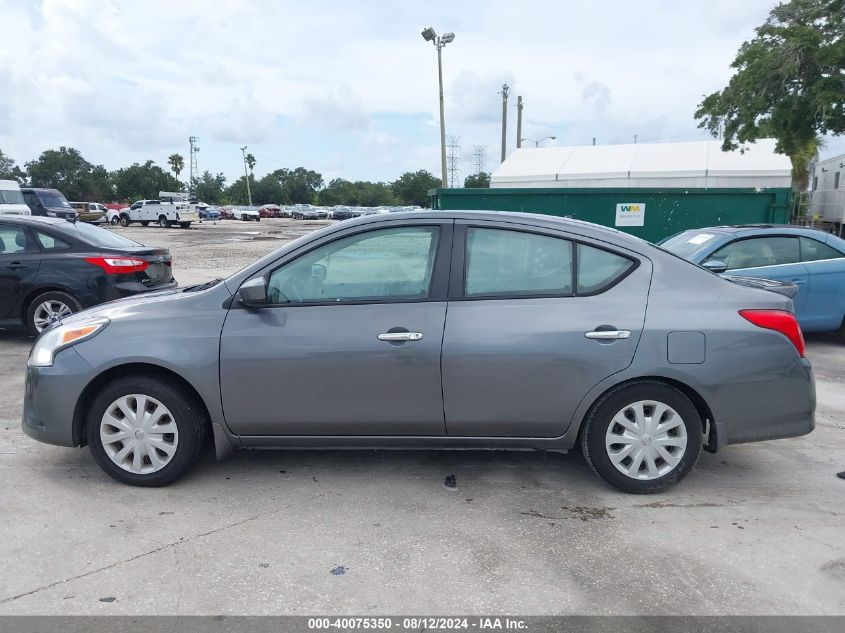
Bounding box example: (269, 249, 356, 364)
(33, 300, 73, 332)
(100, 394, 178, 475)
(605, 400, 687, 480)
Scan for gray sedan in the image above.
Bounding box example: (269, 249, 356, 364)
(22, 211, 815, 492)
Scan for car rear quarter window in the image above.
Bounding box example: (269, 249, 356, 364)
(34, 230, 71, 251)
(799, 237, 844, 262)
(576, 243, 634, 294)
(465, 227, 573, 297)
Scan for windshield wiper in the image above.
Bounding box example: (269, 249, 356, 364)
(183, 278, 223, 293)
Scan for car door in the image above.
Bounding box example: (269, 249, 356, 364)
(220, 220, 452, 436)
(796, 236, 845, 331)
(0, 224, 41, 319)
(441, 222, 651, 438)
(704, 235, 809, 315)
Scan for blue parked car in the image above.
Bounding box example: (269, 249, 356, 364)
(661, 225, 845, 336)
(198, 206, 221, 221)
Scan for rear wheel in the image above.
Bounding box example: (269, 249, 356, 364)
(87, 376, 208, 486)
(118, 215, 130, 227)
(158, 216, 169, 228)
(110, 216, 119, 225)
(25, 290, 82, 336)
(580, 381, 702, 494)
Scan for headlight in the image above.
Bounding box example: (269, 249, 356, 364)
(28, 317, 110, 367)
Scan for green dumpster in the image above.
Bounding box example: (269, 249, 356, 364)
(428, 187, 792, 243)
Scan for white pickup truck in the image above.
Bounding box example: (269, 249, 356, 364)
(117, 199, 198, 228)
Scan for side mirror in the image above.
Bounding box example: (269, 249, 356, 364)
(703, 260, 728, 274)
(238, 277, 267, 307)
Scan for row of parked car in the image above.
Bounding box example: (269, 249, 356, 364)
(202, 203, 425, 221)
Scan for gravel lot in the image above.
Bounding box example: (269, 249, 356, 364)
(0, 218, 843, 615)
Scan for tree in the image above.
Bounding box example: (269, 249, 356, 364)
(319, 179, 397, 206)
(0, 148, 26, 183)
(167, 153, 185, 183)
(112, 160, 181, 201)
(194, 171, 227, 204)
(25, 146, 112, 200)
(694, 0, 845, 190)
(224, 175, 258, 205)
(464, 172, 491, 188)
(245, 153, 256, 173)
(391, 170, 440, 207)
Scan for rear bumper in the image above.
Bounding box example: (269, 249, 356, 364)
(22, 347, 95, 447)
(712, 357, 815, 448)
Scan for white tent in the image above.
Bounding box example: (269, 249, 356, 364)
(491, 139, 792, 189)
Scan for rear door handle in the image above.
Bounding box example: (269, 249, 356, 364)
(378, 332, 423, 342)
(585, 330, 631, 340)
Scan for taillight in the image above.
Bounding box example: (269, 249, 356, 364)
(85, 256, 149, 274)
(739, 309, 805, 357)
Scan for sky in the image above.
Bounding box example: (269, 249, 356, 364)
(1, 0, 843, 187)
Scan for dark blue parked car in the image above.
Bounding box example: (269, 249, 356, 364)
(661, 225, 845, 336)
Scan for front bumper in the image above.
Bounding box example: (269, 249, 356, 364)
(22, 347, 96, 447)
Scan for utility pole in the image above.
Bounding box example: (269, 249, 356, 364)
(446, 136, 461, 188)
(516, 96, 523, 149)
(634, 134, 638, 144)
(499, 83, 510, 163)
(188, 136, 200, 195)
(240, 146, 253, 207)
(592, 137, 596, 146)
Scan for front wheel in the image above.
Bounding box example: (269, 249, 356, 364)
(26, 290, 82, 336)
(118, 216, 130, 227)
(158, 216, 169, 228)
(110, 216, 119, 225)
(86, 376, 208, 486)
(580, 381, 702, 494)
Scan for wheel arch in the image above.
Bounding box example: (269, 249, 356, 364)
(20, 285, 83, 322)
(577, 375, 717, 452)
(72, 362, 212, 447)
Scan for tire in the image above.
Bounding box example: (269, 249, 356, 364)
(110, 216, 119, 226)
(25, 290, 83, 336)
(158, 216, 169, 228)
(86, 375, 208, 487)
(140, 221, 150, 226)
(580, 381, 702, 494)
(179, 222, 191, 229)
(118, 215, 130, 227)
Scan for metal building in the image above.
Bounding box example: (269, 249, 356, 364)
(809, 153, 845, 227)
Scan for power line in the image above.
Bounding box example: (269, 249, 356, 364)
(472, 145, 487, 175)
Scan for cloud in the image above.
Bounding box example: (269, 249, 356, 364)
(299, 87, 371, 133)
(575, 72, 612, 114)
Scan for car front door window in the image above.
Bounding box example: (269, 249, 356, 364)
(267, 226, 439, 304)
(709, 236, 799, 270)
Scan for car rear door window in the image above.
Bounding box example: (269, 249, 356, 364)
(709, 236, 799, 270)
(799, 237, 843, 262)
(464, 227, 573, 297)
(267, 226, 439, 304)
(34, 230, 71, 251)
(0, 226, 35, 254)
(576, 243, 634, 293)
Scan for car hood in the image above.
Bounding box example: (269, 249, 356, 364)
(723, 275, 799, 299)
(61, 287, 187, 326)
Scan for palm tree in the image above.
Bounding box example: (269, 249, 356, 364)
(168, 153, 185, 182)
(245, 153, 256, 173)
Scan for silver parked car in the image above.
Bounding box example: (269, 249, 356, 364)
(22, 211, 814, 491)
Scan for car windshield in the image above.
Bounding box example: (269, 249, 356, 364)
(0, 189, 25, 204)
(72, 221, 142, 248)
(659, 231, 721, 260)
(36, 192, 72, 208)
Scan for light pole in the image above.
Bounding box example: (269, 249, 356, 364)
(240, 145, 253, 207)
(421, 27, 455, 188)
(520, 136, 557, 148)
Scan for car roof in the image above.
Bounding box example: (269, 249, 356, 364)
(0, 215, 69, 227)
(20, 187, 61, 193)
(680, 224, 830, 237)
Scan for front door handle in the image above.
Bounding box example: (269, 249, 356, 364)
(585, 330, 631, 340)
(378, 332, 423, 342)
(7, 262, 27, 271)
